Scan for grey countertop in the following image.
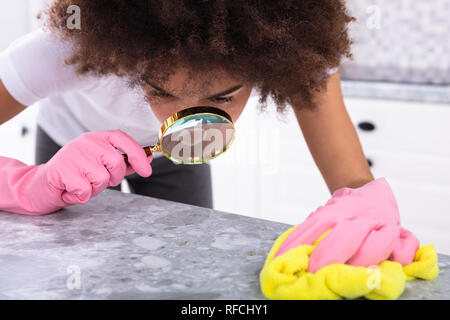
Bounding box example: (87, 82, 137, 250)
(0, 189, 449, 300)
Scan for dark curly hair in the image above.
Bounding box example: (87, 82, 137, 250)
(39, 0, 355, 114)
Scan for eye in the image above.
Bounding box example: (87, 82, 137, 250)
(212, 96, 233, 103)
(152, 90, 173, 98)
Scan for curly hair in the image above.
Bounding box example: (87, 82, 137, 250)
(39, 0, 355, 114)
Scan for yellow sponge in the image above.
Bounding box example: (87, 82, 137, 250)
(259, 226, 439, 300)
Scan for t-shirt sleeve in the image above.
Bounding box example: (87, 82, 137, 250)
(326, 66, 339, 76)
(0, 27, 93, 106)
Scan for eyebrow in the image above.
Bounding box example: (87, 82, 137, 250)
(145, 80, 243, 99)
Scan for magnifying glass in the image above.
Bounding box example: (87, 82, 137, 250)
(123, 106, 236, 165)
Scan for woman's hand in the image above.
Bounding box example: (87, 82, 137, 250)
(273, 177, 420, 273)
(0, 130, 152, 215)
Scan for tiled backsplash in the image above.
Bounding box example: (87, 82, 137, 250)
(341, 0, 449, 85)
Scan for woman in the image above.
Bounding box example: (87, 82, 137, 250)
(0, 0, 418, 272)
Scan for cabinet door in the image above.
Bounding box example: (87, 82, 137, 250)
(213, 97, 332, 224)
(0, 0, 47, 164)
(388, 177, 450, 254)
(346, 97, 450, 157)
(211, 99, 265, 217)
(0, 107, 39, 165)
(213, 96, 450, 254)
(346, 97, 450, 254)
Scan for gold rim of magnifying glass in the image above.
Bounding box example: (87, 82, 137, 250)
(144, 106, 236, 164)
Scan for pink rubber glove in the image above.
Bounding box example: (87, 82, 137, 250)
(274, 177, 420, 273)
(0, 130, 153, 215)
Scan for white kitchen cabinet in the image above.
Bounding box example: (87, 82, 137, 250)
(212, 96, 331, 224)
(348, 98, 450, 157)
(0, 106, 39, 165)
(345, 97, 450, 253)
(0, 0, 48, 165)
(212, 96, 450, 255)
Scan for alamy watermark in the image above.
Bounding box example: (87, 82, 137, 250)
(366, 265, 381, 290)
(366, 5, 381, 30)
(66, 5, 81, 30)
(66, 265, 81, 290)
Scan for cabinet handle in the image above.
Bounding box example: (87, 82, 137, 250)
(358, 121, 376, 131)
(21, 126, 29, 137)
(366, 157, 373, 167)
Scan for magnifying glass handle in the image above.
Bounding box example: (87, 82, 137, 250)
(123, 146, 152, 165)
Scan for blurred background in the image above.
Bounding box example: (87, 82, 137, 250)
(1, 1, 449, 253)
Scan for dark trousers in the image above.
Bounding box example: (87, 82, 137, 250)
(34, 125, 213, 209)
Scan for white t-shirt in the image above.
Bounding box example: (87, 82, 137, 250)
(0, 27, 337, 158)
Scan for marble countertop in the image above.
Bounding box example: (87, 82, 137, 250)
(0, 189, 448, 299)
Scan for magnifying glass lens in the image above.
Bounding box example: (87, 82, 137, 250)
(161, 113, 235, 164)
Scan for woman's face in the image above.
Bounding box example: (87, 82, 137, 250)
(142, 67, 253, 123)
